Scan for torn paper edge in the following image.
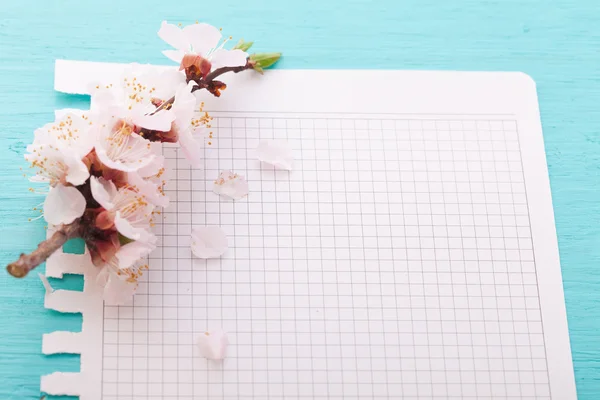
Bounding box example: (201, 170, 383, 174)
(40, 164, 104, 400)
(55, 59, 174, 95)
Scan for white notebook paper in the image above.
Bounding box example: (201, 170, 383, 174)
(41, 60, 576, 400)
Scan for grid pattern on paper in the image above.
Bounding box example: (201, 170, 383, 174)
(101, 115, 551, 400)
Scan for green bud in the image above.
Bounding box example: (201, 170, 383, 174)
(232, 39, 254, 52)
(249, 52, 282, 73)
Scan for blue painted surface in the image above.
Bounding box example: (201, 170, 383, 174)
(1, 0, 599, 398)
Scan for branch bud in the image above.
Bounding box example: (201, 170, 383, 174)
(233, 39, 254, 52)
(249, 52, 282, 74)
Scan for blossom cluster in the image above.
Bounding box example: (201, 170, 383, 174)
(24, 21, 266, 305)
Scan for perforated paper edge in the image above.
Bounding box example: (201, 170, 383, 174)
(39, 175, 104, 397)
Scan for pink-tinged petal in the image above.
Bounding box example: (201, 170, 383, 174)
(89, 85, 119, 113)
(63, 154, 90, 186)
(213, 170, 249, 200)
(191, 226, 228, 259)
(43, 184, 86, 226)
(103, 273, 137, 306)
(127, 172, 170, 208)
(158, 21, 190, 51)
(90, 176, 117, 210)
(137, 155, 165, 178)
(256, 140, 294, 170)
(132, 110, 175, 132)
(38, 273, 55, 295)
(197, 329, 229, 360)
(116, 241, 155, 270)
(114, 212, 155, 244)
(182, 23, 222, 56)
(95, 134, 156, 172)
(172, 82, 197, 127)
(209, 48, 248, 69)
(178, 128, 204, 168)
(63, 112, 96, 156)
(162, 49, 185, 63)
(96, 266, 110, 286)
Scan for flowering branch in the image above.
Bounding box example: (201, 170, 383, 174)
(6, 20, 280, 305)
(7, 221, 82, 278)
(151, 59, 255, 114)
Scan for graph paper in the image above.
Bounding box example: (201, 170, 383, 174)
(42, 62, 576, 400)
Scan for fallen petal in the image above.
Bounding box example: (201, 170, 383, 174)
(197, 329, 229, 360)
(256, 140, 293, 170)
(191, 226, 228, 258)
(213, 170, 249, 200)
(38, 273, 54, 295)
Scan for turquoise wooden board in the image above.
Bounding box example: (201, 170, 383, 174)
(1, 0, 599, 398)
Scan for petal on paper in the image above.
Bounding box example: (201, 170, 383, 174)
(132, 110, 175, 132)
(90, 176, 117, 210)
(197, 329, 229, 360)
(162, 49, 185, 63)
(213, 170, 249, 200)
(210, 48, 248, 69)
(256, 140, 294, 170)
(116, 241, 155, 270)
(103, 273, 137, 306)
(38, 273, 55, 295)
(114, 212, 155, 244)
(191, 226, 228, 259)
(43, 184, 86, 226)
(158, 21, 190, 52)
(63, 153, 90, 186)
(183, 23, 221, 57)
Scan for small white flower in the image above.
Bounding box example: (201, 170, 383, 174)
(197, 329, 229, 360)
(213, 170, 248, 200)
(25, 113, 94, 186)
(256, 140, 294, 170)
(94, 119, 157, 173)
(191, 226, 228, 258)
(159, 21, 248, 69)
(43, 184, 86, 226)
(90, 176, 155, 244)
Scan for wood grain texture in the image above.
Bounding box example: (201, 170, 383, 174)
(1, 0, 599, 398)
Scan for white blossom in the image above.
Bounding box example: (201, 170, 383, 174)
(90, 176, 156, 244)
(159, 21, 248, 69)
(25, 113, 94, 186)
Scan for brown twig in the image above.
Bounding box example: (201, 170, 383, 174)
(150, 60, 253, 115)
(6, 221, 82, 278)
(203, 62, 253, 82)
